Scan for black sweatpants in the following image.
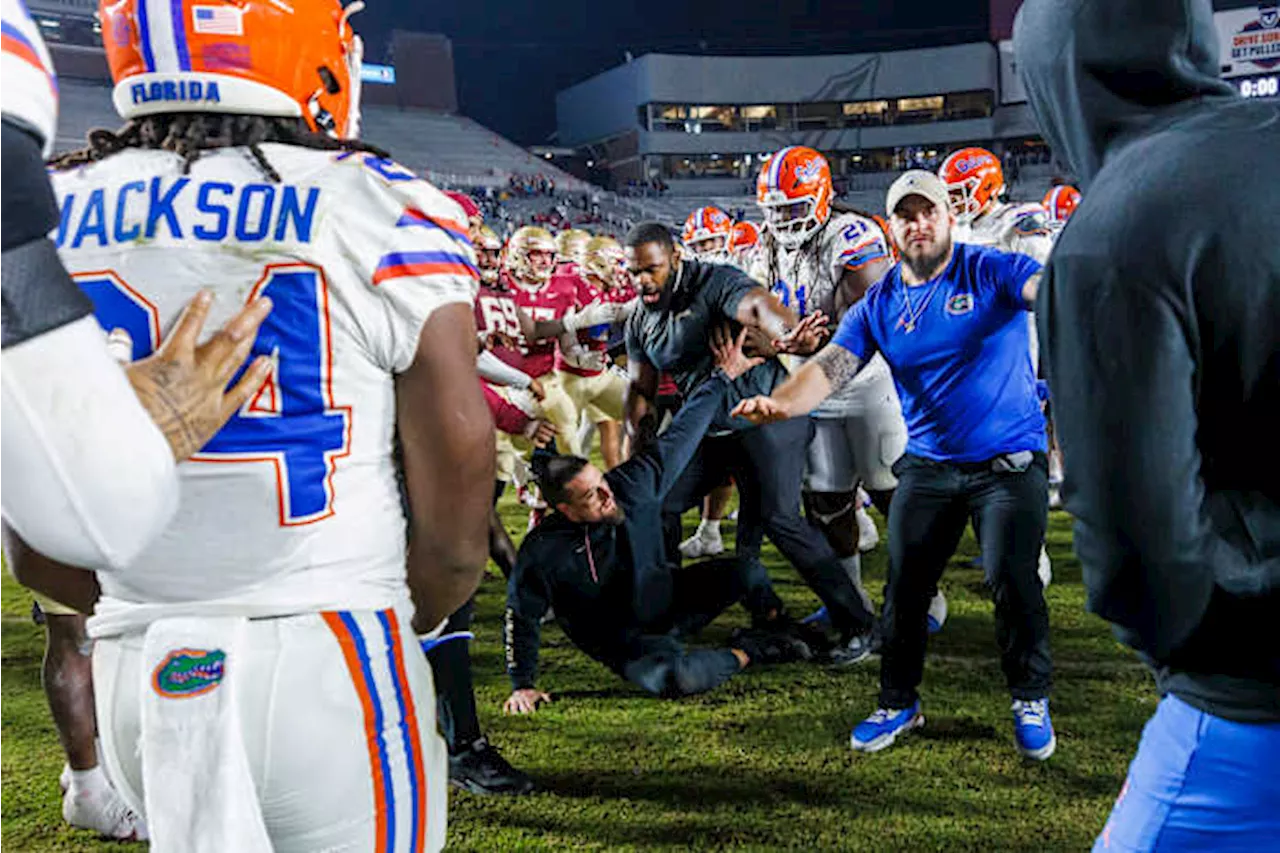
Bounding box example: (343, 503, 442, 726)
(662, 417, 876, 638)
(619, 556, 751, 698)
(879, 452, 1053, 709)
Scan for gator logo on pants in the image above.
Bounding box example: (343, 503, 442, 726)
(152, 648, 226, 698)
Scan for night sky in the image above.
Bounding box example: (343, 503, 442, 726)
(359, 1, 990, 144)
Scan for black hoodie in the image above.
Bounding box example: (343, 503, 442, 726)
(1017, 0, 1279, 722)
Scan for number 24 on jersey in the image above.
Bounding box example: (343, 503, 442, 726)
(77, 264, 350, 527)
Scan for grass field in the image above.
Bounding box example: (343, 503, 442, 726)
(1, 499, 1154, 851)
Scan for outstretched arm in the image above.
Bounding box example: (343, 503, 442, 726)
(732, 342, 862, 425)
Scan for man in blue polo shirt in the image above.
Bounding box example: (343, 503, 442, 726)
(734, 170, 1056, 760)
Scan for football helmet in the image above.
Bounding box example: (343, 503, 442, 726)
(756, 146, 833, 248)
(100, 0, 365, 138)
(555, 228, 591, 266)
(1043, 185, 1081, 223)
(681, 206, 733, 259)
(582, 235, 627, 289)
(938, 147, 1004, 223)
(474, 224, 502, 285)
(505, 226, 557, 287)
(729, 221, 760, 256)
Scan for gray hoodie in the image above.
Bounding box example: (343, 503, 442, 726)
(1017, 0, 1279, 722)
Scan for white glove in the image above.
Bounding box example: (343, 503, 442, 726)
(563, 300, 628, 332)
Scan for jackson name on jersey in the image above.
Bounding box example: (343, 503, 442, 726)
(752, 211, 894, 415)
(50, 145, 478, 636)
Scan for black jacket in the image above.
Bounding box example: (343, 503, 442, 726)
(505, 369, 733, 688)
(1018, 0, 1279, 721)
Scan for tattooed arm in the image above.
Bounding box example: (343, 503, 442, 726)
(730, 343, 863, 425)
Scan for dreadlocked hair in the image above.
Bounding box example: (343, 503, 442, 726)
(48, 113, 391, 183)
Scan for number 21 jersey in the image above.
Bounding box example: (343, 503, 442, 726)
(50, 145, 477, 634)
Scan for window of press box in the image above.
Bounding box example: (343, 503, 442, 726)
(740, 105, 779, 131)
(842, 100, 890, 126)
(689, 106, 737, 131)
(795, 101, 844, 129)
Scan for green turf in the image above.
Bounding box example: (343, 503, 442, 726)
(1, 499, 1154, 851)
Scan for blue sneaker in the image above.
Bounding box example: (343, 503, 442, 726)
(800, 605, 832, 630)
(1012, 698, 1056, 760)
(850, 702, 924, 753)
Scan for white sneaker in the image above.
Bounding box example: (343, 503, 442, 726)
(927, 590, 948, 633)
(59, 763, 71, 794)
(63, 782, 148, 841)
(679, 531, 724, 559)
(1038, 547, 1052, 588)
(856, 507, 880, 553)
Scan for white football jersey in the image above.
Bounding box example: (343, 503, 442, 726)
(954, 200, 1053, 371)
(50, 144, 478, 636)
(0, 0, 57, 153)
(752, 213, 894, 416)
(953, 201, 1054, 264)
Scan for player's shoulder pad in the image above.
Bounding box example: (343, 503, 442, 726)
(318, 149, 473, 247)
(1005, 203, 1053, 238)
(2, 0, 58, 155)
(827, 211, 890, 271)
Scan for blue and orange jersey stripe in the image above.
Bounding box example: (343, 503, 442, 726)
(2, 20, 43, 70)
(395, 208, 471, 245)
(373, 250, 479, 286)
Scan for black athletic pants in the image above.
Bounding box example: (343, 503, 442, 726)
(879, 452, 1053, 709)
(662, 417, 876, 638)
(619, 557, 750, 697)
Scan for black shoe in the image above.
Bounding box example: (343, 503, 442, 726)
(730, 627, 813, 665)
(825, 629, 881, 667)
(449, 738, 535, 795)
(751, 613, 836, 659)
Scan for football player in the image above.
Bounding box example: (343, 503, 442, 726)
(504, 226, 629, 456)
(1, 0, 278, 840)
(1042, 184, 1081, 228)
(555, 227, 591, 272)
(37, 1, 496, 849)
(681, 206, 734, 261)
(729, 220, 762, 270)
(564, 235, 637, 469)
(752, 146, 908, 622)
(940, 147, 1055, 586)
(0, 0, 274, 577)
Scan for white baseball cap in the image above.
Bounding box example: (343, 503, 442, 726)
(886, 170, 950, 217)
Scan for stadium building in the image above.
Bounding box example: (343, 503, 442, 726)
(556, 0, 1280, 212)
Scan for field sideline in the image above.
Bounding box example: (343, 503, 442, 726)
(2, 500, 1154, 851)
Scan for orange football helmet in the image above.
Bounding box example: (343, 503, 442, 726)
(938, 147, 1004, 223)
(681, 207, 733, 259)
(504, 226, 557, 287)
(756, 146, 833, 248)
(1043, 185, 1081, 223)
(729, 221, 760, 256)
(100, 0, 365, 138)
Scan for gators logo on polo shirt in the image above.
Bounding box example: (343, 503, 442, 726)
(946, 293, 974, 315)
(152, 648, 226, 698)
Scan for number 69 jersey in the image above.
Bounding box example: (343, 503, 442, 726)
(50, 145, 478, 635)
